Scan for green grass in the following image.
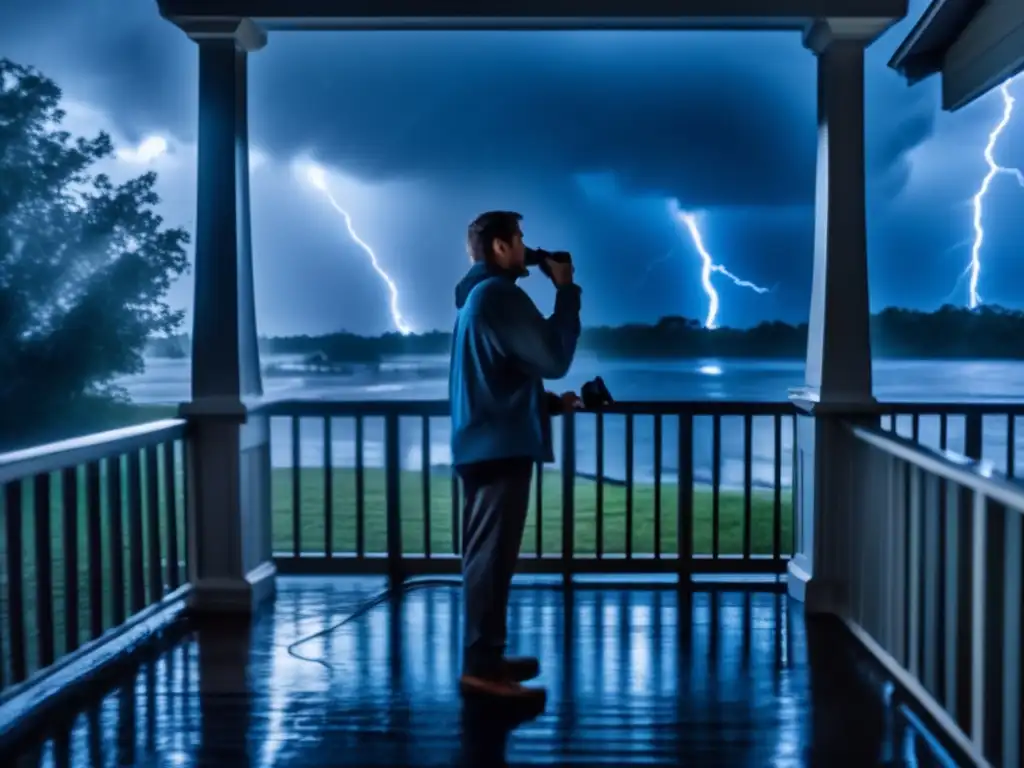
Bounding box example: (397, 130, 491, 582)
(1, 461, 792, 684)
(272, 468, 792, 558)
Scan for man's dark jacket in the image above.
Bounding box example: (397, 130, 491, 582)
(449, 262, 582, 466)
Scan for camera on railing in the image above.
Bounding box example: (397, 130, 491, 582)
(581, 377, 613, 410)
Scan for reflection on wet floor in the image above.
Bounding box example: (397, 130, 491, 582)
(7, 578, 953, 767)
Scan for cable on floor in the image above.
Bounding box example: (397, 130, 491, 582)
(286, 577, 463, 670)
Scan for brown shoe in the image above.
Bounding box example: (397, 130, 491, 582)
(459, 674, 547, 706)
(500, 656, 540, 682)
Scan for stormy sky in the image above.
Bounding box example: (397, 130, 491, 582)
(2, 1, 1023, 336)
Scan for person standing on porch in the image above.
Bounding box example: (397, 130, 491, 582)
(449, 210, 582, 704)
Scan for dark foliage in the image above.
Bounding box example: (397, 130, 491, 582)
(0, 59, 188, 446)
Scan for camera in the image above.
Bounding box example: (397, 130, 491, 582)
(581, 376, 614, 410)
(524, 247, 572, 280)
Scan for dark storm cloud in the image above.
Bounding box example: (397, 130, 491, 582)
(0, 0, 194, 139)
(864, 29, 940, 200)
(5, 0, 981, 334)
(249, 32, 817, 206)
(2, 1, 937, 207)
(247, 21, 935, 207)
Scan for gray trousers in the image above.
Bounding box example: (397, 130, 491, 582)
(458, 458, 533, 678)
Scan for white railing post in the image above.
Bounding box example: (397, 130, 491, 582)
(788, 17, 895, 613)
(176, 17, 276, 614)
(842, 424, 1024, 766)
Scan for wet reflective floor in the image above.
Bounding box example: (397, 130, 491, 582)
(5, 578, 954, 767)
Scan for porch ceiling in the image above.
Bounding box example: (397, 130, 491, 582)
(156, 0, 908, 31)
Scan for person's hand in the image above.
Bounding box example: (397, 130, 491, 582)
(545, 391, 583, 413)
(559, 391, 583, 410)
(546, 258, 574, 287)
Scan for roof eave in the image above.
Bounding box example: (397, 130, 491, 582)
(888, 0, 984, 82)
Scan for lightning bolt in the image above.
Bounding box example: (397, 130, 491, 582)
(302, 163, 413, 336)
(966, 80, 1024, 310)
(668, 201, 769, 330)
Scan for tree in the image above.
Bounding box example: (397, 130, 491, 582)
(0, 59, 189, 447)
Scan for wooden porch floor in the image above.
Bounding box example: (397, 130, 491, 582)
(5, 578, 952, 767)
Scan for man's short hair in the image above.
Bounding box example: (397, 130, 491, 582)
(467, 211, 522, 263)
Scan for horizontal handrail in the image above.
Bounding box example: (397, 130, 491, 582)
(849, 424, 1024, 513)
(258, 399, 795, 417)
(258, 398, 1024, 418)
(0, 418, 188, 699)
(869, 401, 1024, 415)
(0, 419, 187, 485)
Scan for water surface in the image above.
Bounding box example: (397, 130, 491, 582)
(118, 356, 1024, 484)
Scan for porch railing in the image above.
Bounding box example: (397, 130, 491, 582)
(262, 400, 798, 578)
(261, 399, 1024, 581)
(878, 404, 1024, 476)
(0, 397, 1020, 715)
(839, 422, 1024, 768)
(0, 421, 188, 706)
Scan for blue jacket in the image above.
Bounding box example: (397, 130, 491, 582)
(449, 262, 582, 466)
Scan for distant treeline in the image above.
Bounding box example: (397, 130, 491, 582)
(147, 305, 1024, 361)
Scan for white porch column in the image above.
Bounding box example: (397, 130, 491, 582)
(179, 19, 276, 614)
(788, 19, 890, 612)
